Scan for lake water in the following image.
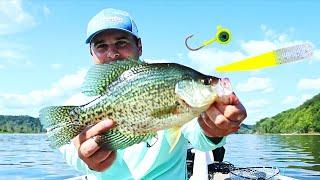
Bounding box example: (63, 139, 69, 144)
(0, 134, 319, 179)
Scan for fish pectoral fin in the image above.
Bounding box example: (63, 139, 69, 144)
(99, 129, 156, 150)
(166, 127, 182, 153)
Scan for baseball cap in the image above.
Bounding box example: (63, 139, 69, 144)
(85, 8, 139, 44)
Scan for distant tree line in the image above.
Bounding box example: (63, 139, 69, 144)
(237, 124, 253, 134)
(0, 115, 44, 133)
(253, 93, 320, 134)
(1, 93, 319, 134)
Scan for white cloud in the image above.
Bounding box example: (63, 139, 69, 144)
(177, 53, 183, 60)
(240, 40, 276, 56)
(297, 77, 320, 90)
(313, 49, 320, 61)
(0, 55, 33, 68)
(244, 109, 269, 125)
(281, 94, 316, 110)
(282, 96, 297, 105)
(51, 63, 62, 70)
(240, 25, 315, 62)
(244, 99, 270, 108)
(0, 0, 36, 35)
(260, 24, 294, 43)
(0, 49, 23, 59)
(260, 24, 274, 37)
(0, 69, 87, 116)
(236, 77, 273, 93)
(187, 48, 246, 74)
(51, 69, 87, 92)
(0, 41, 32, 68)
(0, 64, 4, 69)
(43, 5, 50, 17)
(301, 94, 313, 102)
(24, 60, 32, 66)
(64, 93, 97, 106)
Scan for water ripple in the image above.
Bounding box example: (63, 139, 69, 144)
(0, 133, 319, 179)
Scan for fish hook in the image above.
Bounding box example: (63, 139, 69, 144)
(185, 25, 232, 51)
(185, 34, 206, 51)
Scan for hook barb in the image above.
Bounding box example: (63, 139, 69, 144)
(185, 34, 205, 51)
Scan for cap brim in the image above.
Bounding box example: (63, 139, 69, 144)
(85, 28, 139, 44)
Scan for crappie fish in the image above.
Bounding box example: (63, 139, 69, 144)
(40, 59, 233, 151)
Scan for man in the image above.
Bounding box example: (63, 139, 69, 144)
(60, 8, 246, 179)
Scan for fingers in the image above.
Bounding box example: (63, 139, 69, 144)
(76, 138, 116, 172)
(77, 120, 115, 145)
(71, 119, 116, 172)
(198, 112, 239, 137)
(87, 151, 117, 172)
(205, 106, 240, 129)
(78, 136, 101, 157)
(73, 119, 115, 149)
(90, 148, 113, 163)
(198, 93, 247, 137)
(215, 93, 247, 122)
(96, 151, 116, 171)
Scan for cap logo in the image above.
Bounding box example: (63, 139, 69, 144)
(104, 16, 123, 23)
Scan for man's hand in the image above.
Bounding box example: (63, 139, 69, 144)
(198, 93, 247, 137)
(72, 119, 116, 172)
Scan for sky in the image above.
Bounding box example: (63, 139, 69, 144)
(0, 0, 319, 125)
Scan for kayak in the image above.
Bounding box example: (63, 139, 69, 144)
(66, 149, 297, 180)
(188, 149, 297, 180)
(212, 172, 296, 180)
(66, 171, 297, 180)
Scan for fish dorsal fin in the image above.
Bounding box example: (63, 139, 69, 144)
(166, 127, 182, 153)
(81, 59, 143, 96)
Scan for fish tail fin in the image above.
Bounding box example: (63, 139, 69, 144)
(40, 106, 83, 148)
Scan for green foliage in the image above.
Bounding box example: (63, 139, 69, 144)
(0, 115, 44, 133)
(253, 93, 320, 134)
(236, 124, 253, 134)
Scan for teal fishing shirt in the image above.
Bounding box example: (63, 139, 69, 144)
(60, 119, 226, 180)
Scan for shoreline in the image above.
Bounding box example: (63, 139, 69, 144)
(250, 133, 320, 135)
(278, 133, 320, 135)
(0, 132, 45, 134)
(1, 132, 319, 135)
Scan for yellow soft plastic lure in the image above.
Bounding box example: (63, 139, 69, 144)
(216, 43, 313, 72)
(185, 25, 232, 51)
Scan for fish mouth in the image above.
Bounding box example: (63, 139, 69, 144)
(215, 78, 233, 97)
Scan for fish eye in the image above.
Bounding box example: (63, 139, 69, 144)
(201, 78, 211, 85)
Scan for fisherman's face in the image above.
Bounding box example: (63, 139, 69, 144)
(90, 29, 142, 64)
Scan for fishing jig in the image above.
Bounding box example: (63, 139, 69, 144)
(215, 43, 313, 72)
(185, 25, 232, 51)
